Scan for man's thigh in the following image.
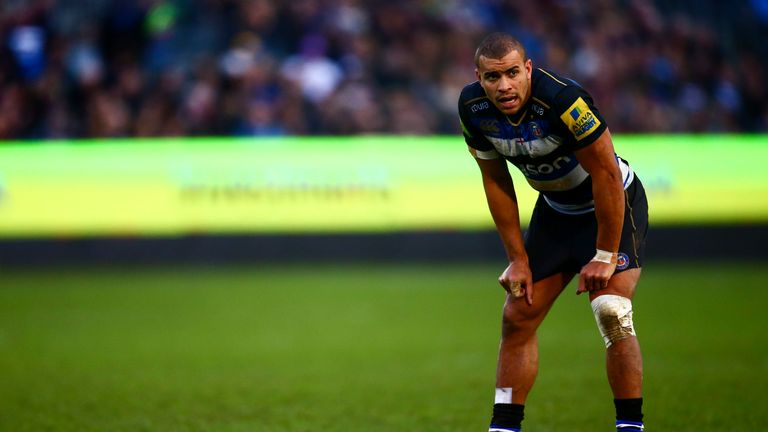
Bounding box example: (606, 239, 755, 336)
(588, 268, 642, 302)
(504, 272, 575, 325)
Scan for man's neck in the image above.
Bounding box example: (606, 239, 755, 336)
(505, 100, 529, 125)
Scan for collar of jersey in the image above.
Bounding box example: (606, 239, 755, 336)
(505, 107, 529, 126)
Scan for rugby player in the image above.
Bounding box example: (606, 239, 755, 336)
(458, 33, 648, 432)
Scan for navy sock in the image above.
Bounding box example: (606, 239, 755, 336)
(615, 398, 643, 431)
(490, 403, 524, 431)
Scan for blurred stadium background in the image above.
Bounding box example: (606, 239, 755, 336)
(1, 0, 767, 263)
(1, 1, 767, 431)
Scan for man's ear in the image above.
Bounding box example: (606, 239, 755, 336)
(475, 68, 481, 81)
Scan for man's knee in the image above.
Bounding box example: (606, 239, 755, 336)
(501, 301, 541, 336)
(591, 294, 636, 348)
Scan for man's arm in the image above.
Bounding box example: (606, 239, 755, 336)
(474, 152, 534, 305)
(573, 128, 625, 294)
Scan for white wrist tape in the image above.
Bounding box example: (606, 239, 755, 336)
(592, 249, 618, 264)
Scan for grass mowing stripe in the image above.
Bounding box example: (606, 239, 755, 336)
(0, 262, 766, 431)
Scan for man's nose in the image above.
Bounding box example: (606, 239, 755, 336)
(498, 75, 513, 92)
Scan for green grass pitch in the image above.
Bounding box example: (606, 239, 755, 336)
(1, 261, 766, 431)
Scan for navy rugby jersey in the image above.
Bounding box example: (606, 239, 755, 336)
(458, 68, 634, 214)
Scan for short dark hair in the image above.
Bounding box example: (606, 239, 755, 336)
(474, 33, 527, 67)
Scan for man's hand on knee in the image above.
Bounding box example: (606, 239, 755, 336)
(577, 249, 618, 294)
(499, 261, 534, 305)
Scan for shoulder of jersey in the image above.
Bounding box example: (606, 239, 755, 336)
(459, 81, 488, 105)
(532, 68, 580, 106)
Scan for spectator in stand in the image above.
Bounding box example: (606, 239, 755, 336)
(0, 0, 766, 140)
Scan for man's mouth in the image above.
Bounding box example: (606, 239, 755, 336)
(498, 94, 519, 110)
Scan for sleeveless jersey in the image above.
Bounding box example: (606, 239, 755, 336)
(458, 68, 634, 214)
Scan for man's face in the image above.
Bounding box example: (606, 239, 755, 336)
(476, 50, 533, 116)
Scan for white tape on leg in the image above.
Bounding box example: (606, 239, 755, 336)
(494, 387, 513, 404)
(591, 295, 636, 348)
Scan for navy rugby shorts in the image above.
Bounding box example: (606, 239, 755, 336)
(524, 177, 649, 283)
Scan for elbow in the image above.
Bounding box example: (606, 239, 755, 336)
(608, 168, 623, 188)
(591, 166, 623, 192)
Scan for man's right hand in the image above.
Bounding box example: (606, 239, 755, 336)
(498, 261, 534, 305)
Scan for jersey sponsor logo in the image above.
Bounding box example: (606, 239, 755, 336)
(560, 97, 601, 141)
(569, 106, 582, 121)
(470, 101, 490, 112)
(515, 156, 573, 177)
(525, 162, 589, 191)
(616, 252, 630, 270)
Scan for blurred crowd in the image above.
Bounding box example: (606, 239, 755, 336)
(1, 0, 767, 139)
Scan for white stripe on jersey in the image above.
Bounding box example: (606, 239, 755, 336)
(544, 196, 596, 214)
(619, 156, 634, 187)
(544, 159, 634, 214)
(616, 422, 644, 430)
(474, 148, 501, 160)
(488, 135, 563, 158)
(525, 164, 589, 192)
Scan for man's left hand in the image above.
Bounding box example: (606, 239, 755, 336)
(576, 260, 616, 294)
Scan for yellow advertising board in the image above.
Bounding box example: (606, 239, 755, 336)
(0, 135, 765, 238)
